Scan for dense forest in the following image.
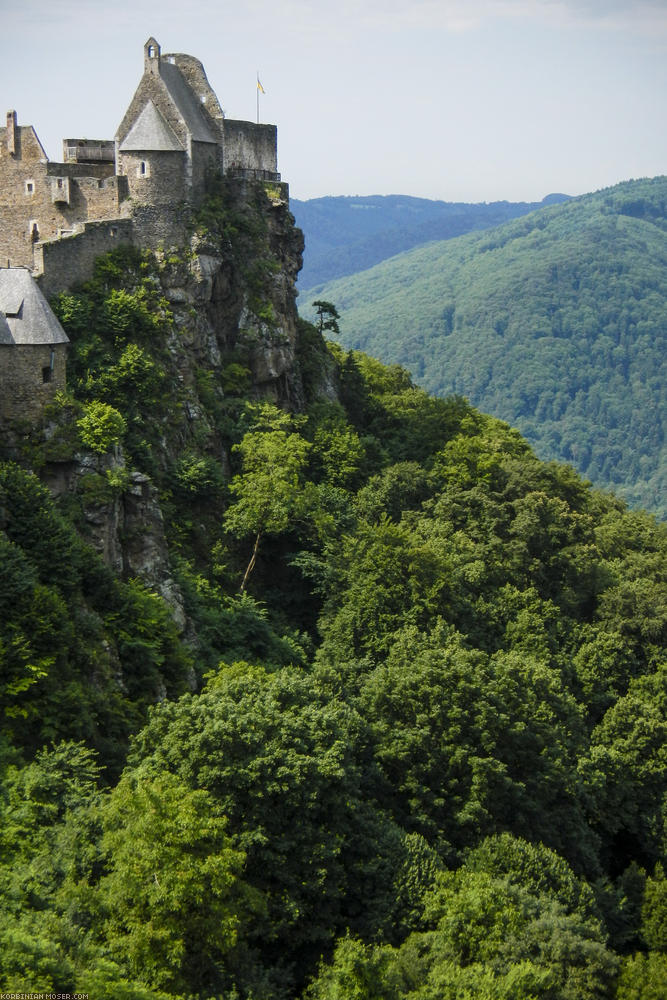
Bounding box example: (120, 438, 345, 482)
(291, 193, 569, 288)
(0, 179, 665, 999)
(299, 177, 667, 519)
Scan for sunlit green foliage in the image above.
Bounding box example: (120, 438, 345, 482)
(77, 399, 127, 454)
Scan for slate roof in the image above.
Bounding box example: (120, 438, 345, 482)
(0, 312, 12, 345)
(119, 100, 184, 152)
(160, 59, 217, 143)
(0, 269, 69, 346)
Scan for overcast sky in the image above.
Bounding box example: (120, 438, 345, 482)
(1, 0, 665, 202)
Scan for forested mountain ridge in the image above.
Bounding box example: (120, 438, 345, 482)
(299, 176, 667, 519)
(0, 176, 666, 999)
(291, 192, 570, 288)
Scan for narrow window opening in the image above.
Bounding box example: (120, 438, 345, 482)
(148, 45, 156, 58)
(25, 180, 34, 195)
(42, 366, 52, 383)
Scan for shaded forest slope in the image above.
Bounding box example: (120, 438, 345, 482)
(291, 192, 569, 288)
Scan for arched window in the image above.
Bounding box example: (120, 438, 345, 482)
(148, 45, 156, 58)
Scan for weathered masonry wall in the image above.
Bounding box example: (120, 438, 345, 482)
(34, 219, 134, 299)
(129, 204, 188, 252)
(119, 149, 187, 206)
(0, 342, 67, 423)
(224, 121, 278, 177)
(191, 140, 220, 199)
(0, 120, 120, 269)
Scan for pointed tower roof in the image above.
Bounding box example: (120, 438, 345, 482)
(159, 60, 217, 143)
(0, 269, 69, 346)
(115, 37, 219, 149)
(119, 100, 183, 152)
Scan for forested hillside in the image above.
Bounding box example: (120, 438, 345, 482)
(300, 177, 667, 519)
(291, 193, 569, 288)
(0, 178, 665, 999)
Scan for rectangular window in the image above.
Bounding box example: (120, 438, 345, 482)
(25, 180, 34, 194)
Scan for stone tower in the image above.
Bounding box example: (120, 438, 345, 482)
(0, 268, 69, 424)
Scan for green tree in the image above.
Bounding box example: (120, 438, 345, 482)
(615, 953, 667, 1000)
(411, 867, 617, 1000)
(305, 935, 403, 1000)
(583, 665, 667, 871)
(351, 625, 594, 869)
(126, 664, 399, 994)
(224, 403, 311, 590)
(313, 299, 341, 337)
(100, 770, 255, 994)
(0, 742, 104, 992)
(77, 400, 127, 454)
(642, 863, 667, 952)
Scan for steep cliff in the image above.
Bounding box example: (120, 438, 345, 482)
(5, 176, 317, 648)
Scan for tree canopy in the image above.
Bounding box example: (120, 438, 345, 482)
(1, 202, 665, 998)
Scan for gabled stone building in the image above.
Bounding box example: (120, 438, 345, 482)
(0, 268, 69, 423)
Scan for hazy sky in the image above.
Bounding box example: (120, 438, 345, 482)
(1, 0, 665, 202)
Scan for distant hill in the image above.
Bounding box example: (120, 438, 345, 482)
(299, 177, 667, 518)
(291, 193, 570, 288)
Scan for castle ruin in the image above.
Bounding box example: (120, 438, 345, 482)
(1, 38, 280, 285)
(0, 37, 281, 418)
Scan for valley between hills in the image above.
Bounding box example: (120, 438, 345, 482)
(298, 177, 667, 519)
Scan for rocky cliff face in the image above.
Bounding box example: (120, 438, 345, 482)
(161, 178, 306, 414)
(32, 178, 309, 633)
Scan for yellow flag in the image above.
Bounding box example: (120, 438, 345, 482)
(257, 77, 265, 94)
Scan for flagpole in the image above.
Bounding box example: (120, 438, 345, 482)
(257, 71, 259, 124)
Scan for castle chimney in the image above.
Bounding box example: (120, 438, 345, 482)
(6, 110, 17, 155)
(144, 37, 161, 76)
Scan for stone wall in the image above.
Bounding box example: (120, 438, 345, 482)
(130, 204, 188, 252)
(0, 342, 67, 423)
(0, 122, 118, 269)
(34, 219, 134, 298)
(67, 173, 126, 222)
(191, 140, 221, 200)
(118, 149, 187, 206)
(223, 121, 278, 176)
